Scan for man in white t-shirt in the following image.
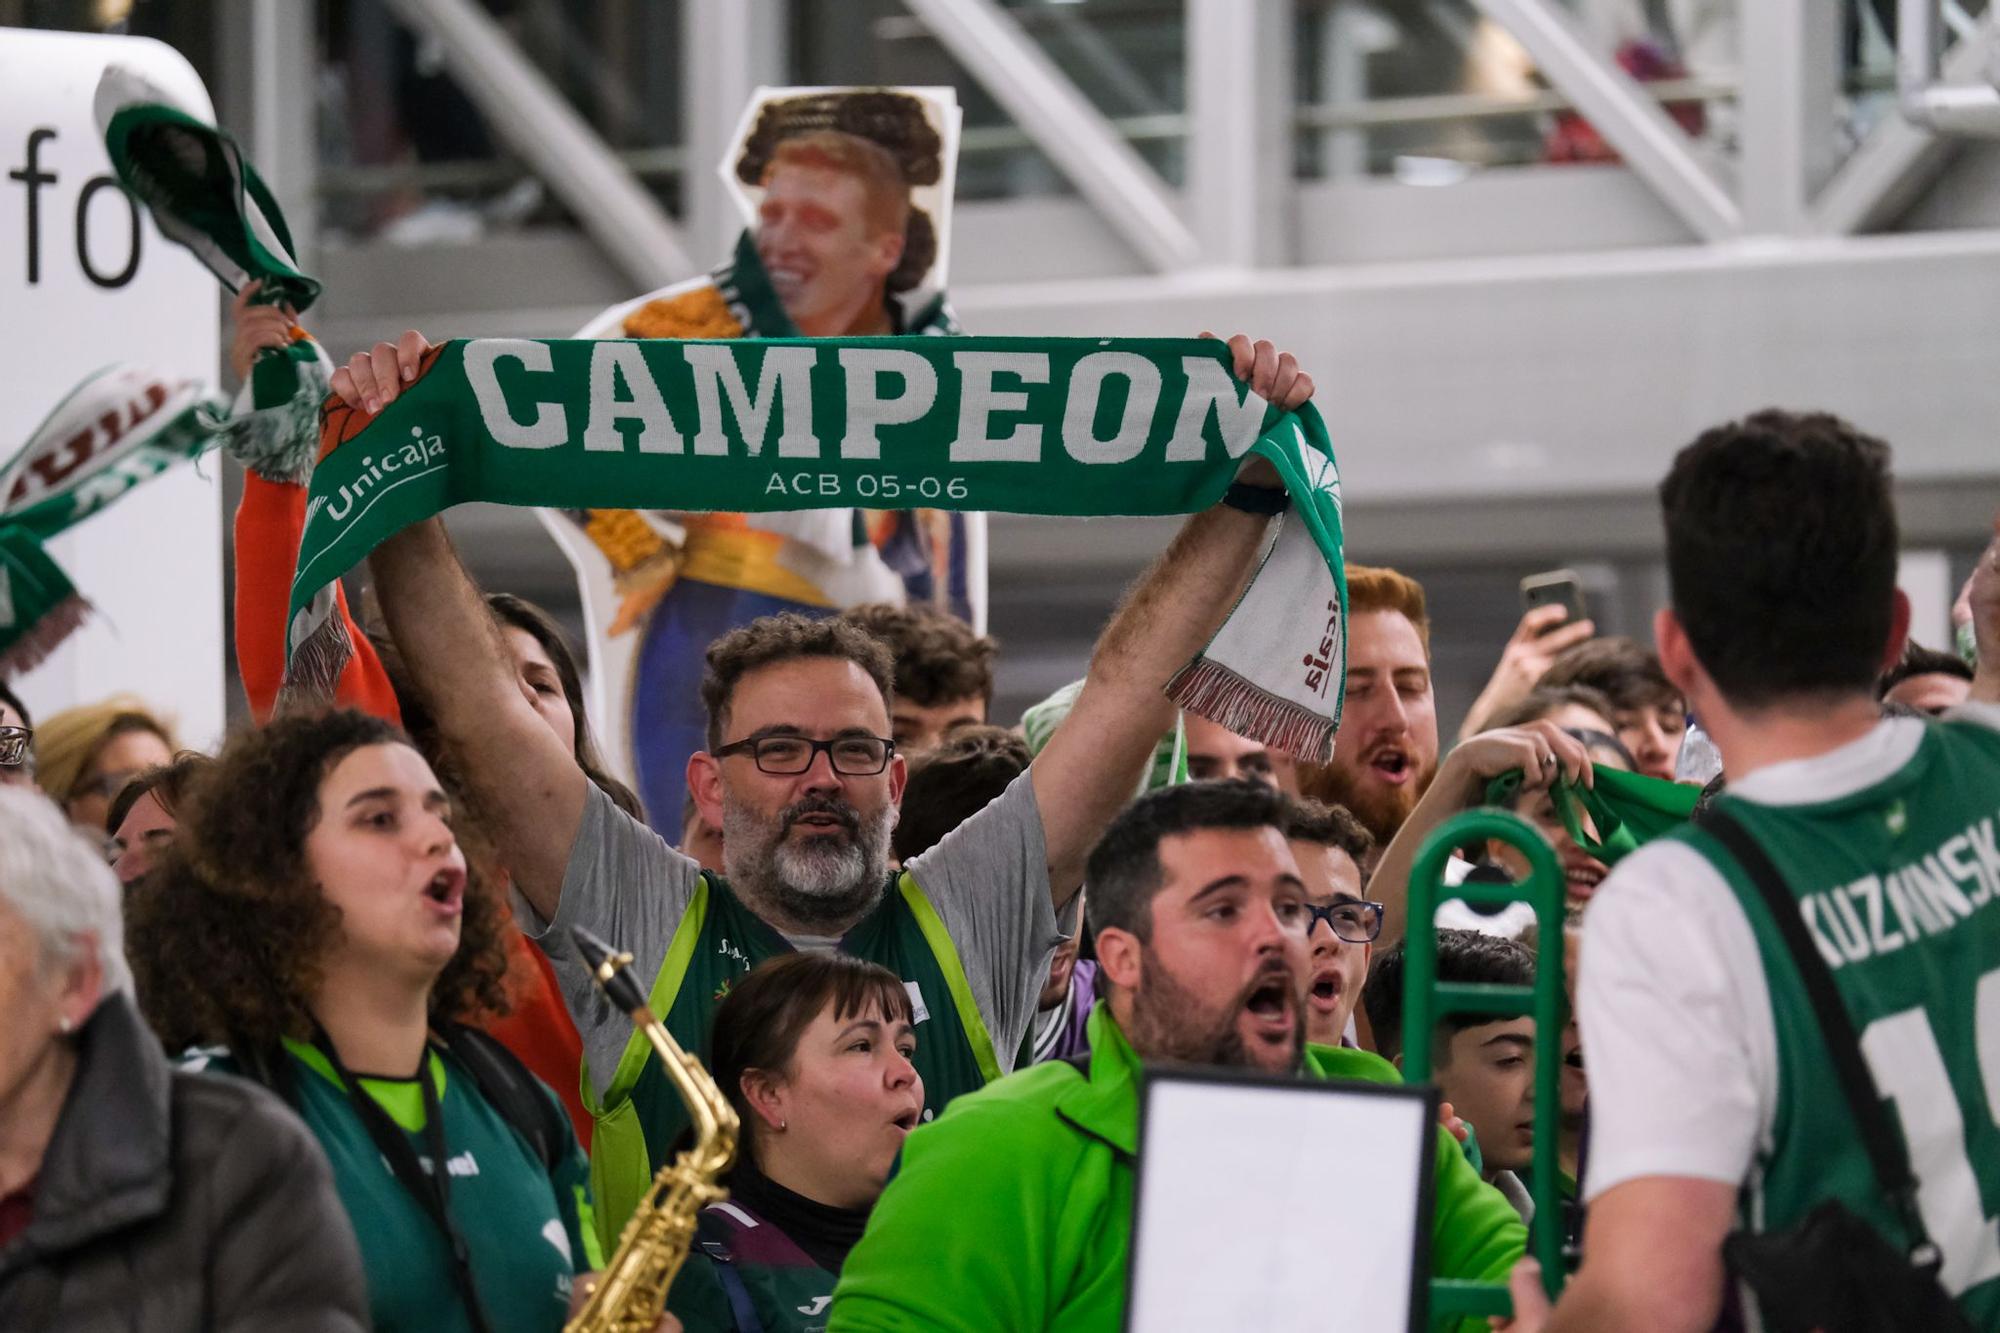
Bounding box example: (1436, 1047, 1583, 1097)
(1505, 412, 2000, 1330)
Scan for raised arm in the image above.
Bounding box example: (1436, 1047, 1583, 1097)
(1031, 335, 1312, 906)
(224, 284, 401, 725)
(236, 473, 400, 725)
(338, 333, 587, 917)
(1458, 605, 1597, 742)
(1366, 720, 1590, 951)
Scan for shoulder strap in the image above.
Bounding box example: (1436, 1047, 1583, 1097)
(441, 1024, 567, 1172)
(693, 1210, 767, 1333)
(1696, 805, 1940, 1263)
(230, 1039, 299, 1106)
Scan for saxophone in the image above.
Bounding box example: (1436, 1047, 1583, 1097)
(566, 925, 739, 1333)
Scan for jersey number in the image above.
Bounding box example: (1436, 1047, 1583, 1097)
(1859, 967, 2000, 1295)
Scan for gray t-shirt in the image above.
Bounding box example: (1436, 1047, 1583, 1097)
(517, 771, 1066, 1103)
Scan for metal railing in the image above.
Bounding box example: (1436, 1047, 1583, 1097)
(315, 78, 1770, 199)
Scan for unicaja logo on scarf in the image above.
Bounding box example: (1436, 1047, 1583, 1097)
(322, 427, 447, 524)
(1302, 601, 1340, 699)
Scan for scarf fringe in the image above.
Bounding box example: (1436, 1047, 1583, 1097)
(274, 609, 351, 716)
(1166, 655, 1335, 765)
(221, 348, 330, 486)
(0, 595, 90, 680)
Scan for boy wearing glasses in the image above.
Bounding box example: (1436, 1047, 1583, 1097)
(1286, 798, 1379, 1048)
(832, 780, 1524, 1332)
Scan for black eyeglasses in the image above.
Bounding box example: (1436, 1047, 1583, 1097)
(712, 734, 896, 776)
(1304, 899, 1384, 944)
(0, 726, 30, 767)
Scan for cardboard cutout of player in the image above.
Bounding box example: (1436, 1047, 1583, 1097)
(538, 86, 981, 824)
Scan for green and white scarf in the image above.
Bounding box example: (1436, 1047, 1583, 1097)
(290, 335, 1350, 757)
(97, 65, 327, 422)
(97, 65, 321, 313)
(1486, 764, 1704, 864)
(0, 366, 226, 676)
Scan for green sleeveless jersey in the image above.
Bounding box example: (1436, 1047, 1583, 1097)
(1675, 719, 2000, 1319)
(586, 871, 1001, 1246)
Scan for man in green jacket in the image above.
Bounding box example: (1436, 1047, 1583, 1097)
(830, 781, 1526, 1330)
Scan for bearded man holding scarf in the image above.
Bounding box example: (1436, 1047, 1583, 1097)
(329, 328, 1322, 1246)
(548, 88, 975, 827)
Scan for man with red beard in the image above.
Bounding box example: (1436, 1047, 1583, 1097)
(1301, 565, 1442, 858)
(831, 781, 1525, 1331)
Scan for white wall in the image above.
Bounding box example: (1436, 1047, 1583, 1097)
(0, 29, 224, 747)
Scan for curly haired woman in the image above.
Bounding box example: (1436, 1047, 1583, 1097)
(129, 710, 676, 1333)
(225, 283, 638, 1150)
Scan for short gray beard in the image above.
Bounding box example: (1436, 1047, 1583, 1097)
(721, 794, 893, 935)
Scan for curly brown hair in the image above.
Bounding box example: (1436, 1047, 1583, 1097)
(736, 90, 943, 190)
(128, 709, 512, 1055)
(838, 602, 997, 709)
(700, 612, 895, 751)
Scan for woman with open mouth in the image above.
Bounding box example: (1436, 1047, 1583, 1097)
(127, 710, 667, 1333)
(669, 952, 925, 1332)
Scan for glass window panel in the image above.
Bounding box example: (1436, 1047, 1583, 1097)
(316, 0, 687, 244)
(1294, 0, 1740, 181)
(789, 0, 1187, 198)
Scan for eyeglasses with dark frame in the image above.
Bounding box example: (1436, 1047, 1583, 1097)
(711, 733, 897, 776)
(1304, 898, 1385, 944)
(0, 726, 30, 767)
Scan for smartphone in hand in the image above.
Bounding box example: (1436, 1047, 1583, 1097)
(1520, 569, 1588, 628)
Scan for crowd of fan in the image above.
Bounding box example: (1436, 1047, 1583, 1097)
(1, 353, 1996, 1332)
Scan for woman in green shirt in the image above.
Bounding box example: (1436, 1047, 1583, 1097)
(669, 953, 923, 1332)
(130, 709, 673, 1333)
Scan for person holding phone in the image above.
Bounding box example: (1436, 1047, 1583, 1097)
(1501, 415, 2000, 1330)
(1459, 571, 1598, 742)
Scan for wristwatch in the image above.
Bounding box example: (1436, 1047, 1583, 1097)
(1220, 481, 1288, 515)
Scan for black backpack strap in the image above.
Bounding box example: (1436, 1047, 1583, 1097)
(693, 1208, 767, 1333)
(228, 1039, 299, 1107)
(1697, 805, 1940, 1266)
(439, 1024, 568, 1172)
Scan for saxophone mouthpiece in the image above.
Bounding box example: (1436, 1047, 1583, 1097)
(571, 925, 648, 1015)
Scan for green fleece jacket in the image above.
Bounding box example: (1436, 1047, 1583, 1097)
(829, 1006, 1524, 1331)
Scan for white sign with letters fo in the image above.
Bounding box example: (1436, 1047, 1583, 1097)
(0, 28, 223, 742)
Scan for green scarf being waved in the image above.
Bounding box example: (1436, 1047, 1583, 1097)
(290, 335, 1350, 757)
(0, 367, 226, 676)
